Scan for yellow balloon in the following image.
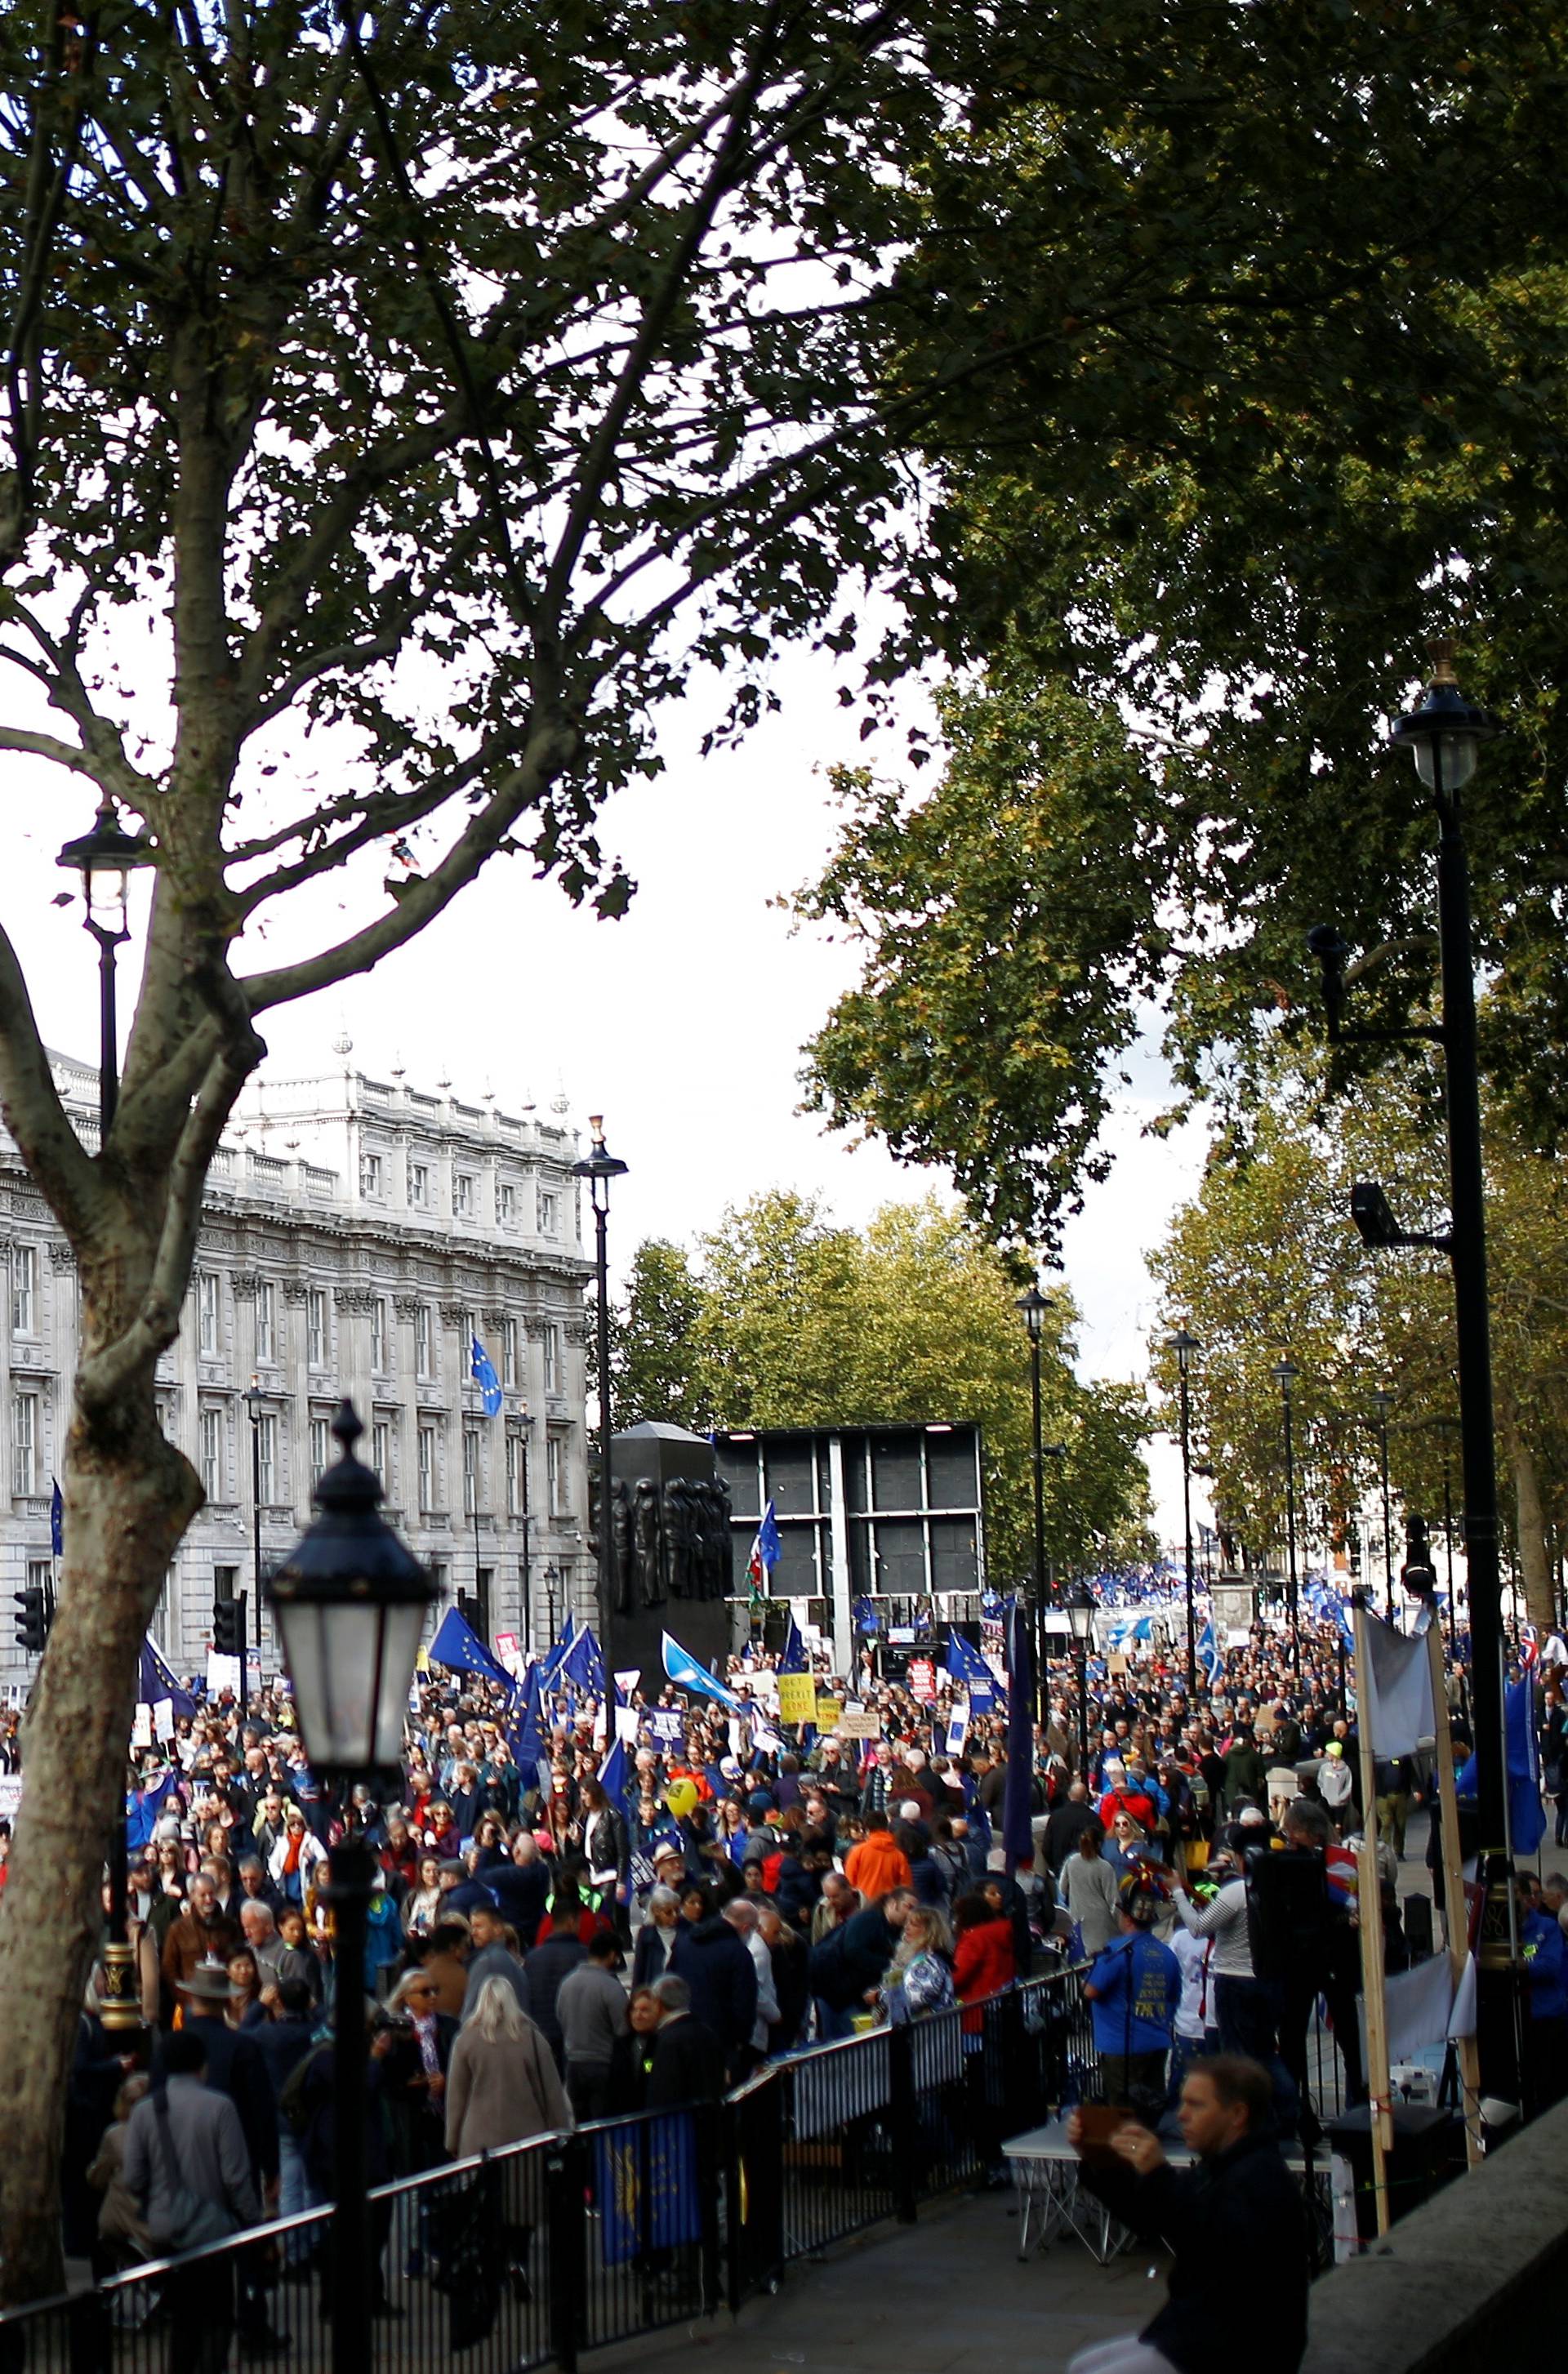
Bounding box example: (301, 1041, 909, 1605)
(665, 1777, 698, 1821)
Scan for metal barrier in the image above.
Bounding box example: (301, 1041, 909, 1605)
(0, 1966, 1089, 2372)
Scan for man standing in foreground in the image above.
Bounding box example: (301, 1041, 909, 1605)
(1065, 2056, 1307, 2374)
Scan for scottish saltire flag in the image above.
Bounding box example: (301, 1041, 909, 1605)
(662, 1630, 746, 1713)
(778, 1611, 809, 1675)
(429, 1603, 512, 1689)
(746, 1499, 782, 1595)
(50, 1478, 62, 1558)
(470, 1337, 503, 1419)
(1196, 1619, 1224, 1689)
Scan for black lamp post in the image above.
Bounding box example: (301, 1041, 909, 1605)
(1165, 1329, 1201, 1695)
(1017, 1285, 1052, 1718)
(245, 1379, 266, 1698)
(267, 1404, 435, 2374)
(57, 795, 155, 2037)
(1063, 1578, 1096, 1772)
(572, 1116, 628, 1681)
(1371, 1385, 1396, 1619)
(1273, 1357, 1301, 1674)
(543, 1561, 561, 1646)
(1389, 645, 1517, 2095)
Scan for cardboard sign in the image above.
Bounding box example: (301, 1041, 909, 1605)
(1107, 1653, 1129, 1677)
(777, 1673, 818, 1725)
(816, 1695, 842, 1730)
(838, 1709, 882, 1740)
(206, 1651, 243, 1698)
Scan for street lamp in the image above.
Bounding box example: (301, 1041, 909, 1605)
(245, 1379, 266, 1695)
(1371, 1385, 1396, 1620)
(1273, 1356, 1301, 1676)
(1017, 1285, 1052, 1718)
(1165, 1329, 1201, 1695)
(572, 1116, 628, 1677)
(543, 1561, 561, 1646)
(56, 795, 155, 2036)
(1063, 1579, 1096, 1772)
(267, 1403, 434, 2374)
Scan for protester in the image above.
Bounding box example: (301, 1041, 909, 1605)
(557, 1930, 631, 2121)
(444, 1975, 572, 2299)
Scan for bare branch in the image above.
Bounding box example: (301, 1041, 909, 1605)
(239, 713, 577, 1013)
(0, 924, 101, 1241)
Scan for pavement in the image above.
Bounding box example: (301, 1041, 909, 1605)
(590, 2188, 1172, 2374)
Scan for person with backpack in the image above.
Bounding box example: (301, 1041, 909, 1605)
(1083, 1873, 1181, 2124)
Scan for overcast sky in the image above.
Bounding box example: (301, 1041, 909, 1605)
(10, 636, 1211, 1541)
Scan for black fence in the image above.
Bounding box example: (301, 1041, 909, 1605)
(0, 1970, 1091, 2374)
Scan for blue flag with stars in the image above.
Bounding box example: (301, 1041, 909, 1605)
(470, 1337, 503, 1419)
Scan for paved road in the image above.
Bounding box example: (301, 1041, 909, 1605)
(591, 2189, 1170, 2374)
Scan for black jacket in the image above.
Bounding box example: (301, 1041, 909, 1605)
(487, 1858, 552, 1949)
(168, 2015, 278, 2185)
(645, 2013, 727, 2110)
(1079, 2129, 1307, 2374)
(670, 1914, 758, 2054)
(524, 1934, 587, 2060)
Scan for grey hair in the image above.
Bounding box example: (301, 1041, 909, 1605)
(647, 1885, 680, 1917)
(471, 1973, 528, 2045)
(652, 1974, 690, 2013)
(388, 1968, 435, 2011)
(723, 1898, 758, 1932)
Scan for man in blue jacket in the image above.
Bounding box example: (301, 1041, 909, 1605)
(1067, 2055, 1307, 2374)
(1084, 1873, 1180, 2123)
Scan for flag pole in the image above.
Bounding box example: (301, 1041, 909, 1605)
(1351, 1594, 1394, 2238)
(1424, 1613, 1483, 2166)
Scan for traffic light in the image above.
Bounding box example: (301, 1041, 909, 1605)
(212, 1592, 247, 1655)
(12, 1585, 48, 1655)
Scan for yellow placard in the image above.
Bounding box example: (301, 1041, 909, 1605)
(816, 1695, 842, 1729)
(777, 1672, 817, 1725)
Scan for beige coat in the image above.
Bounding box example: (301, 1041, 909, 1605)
(444, 2015, 572, 2160)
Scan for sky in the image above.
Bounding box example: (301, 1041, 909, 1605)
(9, 637, 1212, 1543)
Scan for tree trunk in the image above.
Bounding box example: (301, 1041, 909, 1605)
(0, 1392, 198, 2305)
(1513, 1434, 1555, 1634)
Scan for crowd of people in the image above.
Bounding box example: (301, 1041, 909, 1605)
(22, 1597, 1566, 2367)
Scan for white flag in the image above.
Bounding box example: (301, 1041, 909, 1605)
(1360, 1608, 1435, 1757)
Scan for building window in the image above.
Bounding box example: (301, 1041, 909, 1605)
(415, 1304, 433, 1379)
(200, 1407, 222, 1499)
(154, 1398, 173, 1438)
(310, 1414, 332, 1483)
(255, 1280, 276, 1363)
(463, 1424, 479, 1515)
(501, 1316, 519, 1388)
(11, 1245, 36, 1335)
(13, 1394, 37, 1496)
(306, 1289, 327, 1367)
(26, 1556, 51, 1600)
(498, 1183, 516, 1225)
(360, 1151, 384, 1198)
(537, 1188, 558, 1236)
(371, 1297, 389, 1371)
(543, 1321, 561, 1396)
(408, 1162, 429, 1209)
(454, 1174, 474, 1218)
(256, 1412, 278, 1503)
(546, 1433, 569, 1517)
(372, 1419, 391, 1491)
(214, 1565, 238, 1605)
(198, 1272, 220, 1356)
(506, 1431, 527, 1517)
(417, 1423, 437, 1511)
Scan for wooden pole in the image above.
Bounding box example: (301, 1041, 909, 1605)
(1352, 1599, 1394, 2238)
(1424, 1614, 1484, 2166)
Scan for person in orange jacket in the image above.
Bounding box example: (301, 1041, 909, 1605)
(844, 1813, 914, 1904)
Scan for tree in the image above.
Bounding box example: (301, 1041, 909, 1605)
(0, 0, 1109, 2293)
(614, 1189, 1152, 1583)
(1147, 1064, 1568, 1624)
(604, 1239, 710, 1435)
(798, 4, 1568, 1246)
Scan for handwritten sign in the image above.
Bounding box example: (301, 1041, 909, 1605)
(777, 1673, 817, 1726)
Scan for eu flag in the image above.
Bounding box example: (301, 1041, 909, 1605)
(470, 1337, 503, 1419)
(50, 1477, 62, 1558)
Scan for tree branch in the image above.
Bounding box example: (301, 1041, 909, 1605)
(239, 712, 577, 1013)
(0, 924, 101, 1241)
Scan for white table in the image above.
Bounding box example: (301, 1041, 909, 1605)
(1003, 2122, 1321, 2266)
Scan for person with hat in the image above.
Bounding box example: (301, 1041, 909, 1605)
(1317, 1738, 1354, 1815)
(169, 1958, 284, 2352)
(1084, 1872, 1181, 2122)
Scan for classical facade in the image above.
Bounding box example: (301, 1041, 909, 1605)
(0, 1048, 593, 1681)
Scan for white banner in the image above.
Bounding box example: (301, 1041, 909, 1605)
(1361, 1608, 1436, 1758)
(206, 1651, 243, 1699)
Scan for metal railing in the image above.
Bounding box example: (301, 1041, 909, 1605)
(0, 1967, 1089, 2374)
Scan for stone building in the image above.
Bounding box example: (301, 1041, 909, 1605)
(0, 1047, 593, 1681)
